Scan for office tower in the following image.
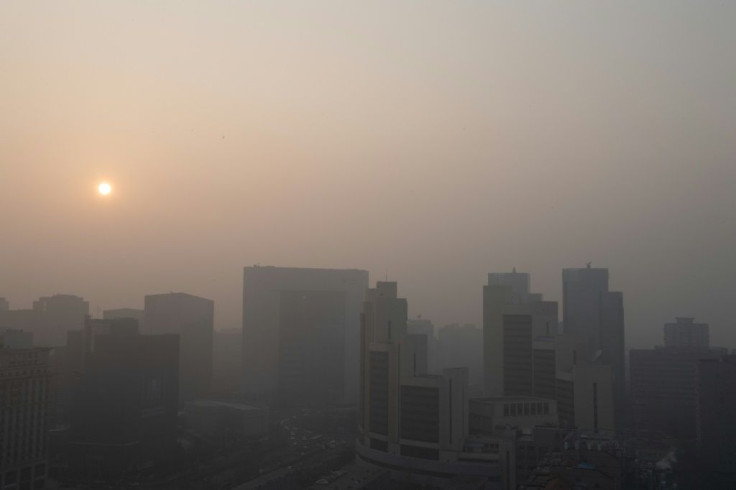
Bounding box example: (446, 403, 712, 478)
(664, 317, 709, 349)
(696, 355, 736, 487)
(399, 368, 468, 459)
(0, 294, 88, 347)
(554, 361, 615, 433)
(503, 314, 534, 397)
(242, 266, 368, 405)
(360, 281, 409, 441)
(357, 282, 500, 485)
(630, 319, 725, 441)
(103, 308, 144, 324)
(359, 283, 467, 455)
(0, 344, 52, 490)
(68, 317, 179, 474)
(532, 335, 556, 400)
(144, 292, 214, 400)
(483, 270, 558, 398)
(571, 363, 615, 433)
(438, 323, 483, 391)
(562, 266, 625, 427)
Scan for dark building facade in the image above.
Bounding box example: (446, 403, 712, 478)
(276, 290, 346, 405)
(242, 266, 368, 405)
(562, 267, 625, 428)
(664, 317, 709, 349)
(0, 347, 52, 490)
(630, 347, 724, 441)
(696, 355, 736, 487)
(68, 318, 179, 475)
(144, 293, 213, 400)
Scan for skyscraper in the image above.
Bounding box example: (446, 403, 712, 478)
(357, 282, 488, 485)
(562, 266, 625, 427)
(630, 317, 724, 441)
(144, 293, 214, 400)
(483, 270, 558, 398)
(242, 266, 368, 405)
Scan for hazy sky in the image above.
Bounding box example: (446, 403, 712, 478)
(2, 1, 735, 349)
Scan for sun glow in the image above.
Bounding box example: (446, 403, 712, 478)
(98, 182, 112, 196)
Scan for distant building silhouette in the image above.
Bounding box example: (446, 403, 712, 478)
(562, 267, 625, 429)
(0, 342, 52, 489)
(68, 317, 179, 475)
(438, 323, 483, 394)
(242, 266, 368, 405)
(212, 328, 243, 397)
(0, 294, 88, 347)
(407, 317, 440, 373)
(144, 292, 213, 400)
(664, 317, 709, 349)
(103, 307, 144, 324)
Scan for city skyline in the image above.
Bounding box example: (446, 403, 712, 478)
(2, 2, 735, 487)
(1, 261, 733, 351)
(2, 2, 736, 351)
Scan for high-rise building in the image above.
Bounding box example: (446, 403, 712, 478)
(0, 298, 8, 311)
(68, 317, 179, 475)
(242, 266, 368, 405)
(664, 317, 709, 349)
(144, 292, 214, 401)
(562, 266, 625, 427)
(630, 318, 724, 441)
(696, 355, 736, 487)
(357, 282, 502, 486)
(0, 345, 52, 490)
(483, 270, 558, 398)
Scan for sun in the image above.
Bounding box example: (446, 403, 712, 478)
(98, 182, 112, 196)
